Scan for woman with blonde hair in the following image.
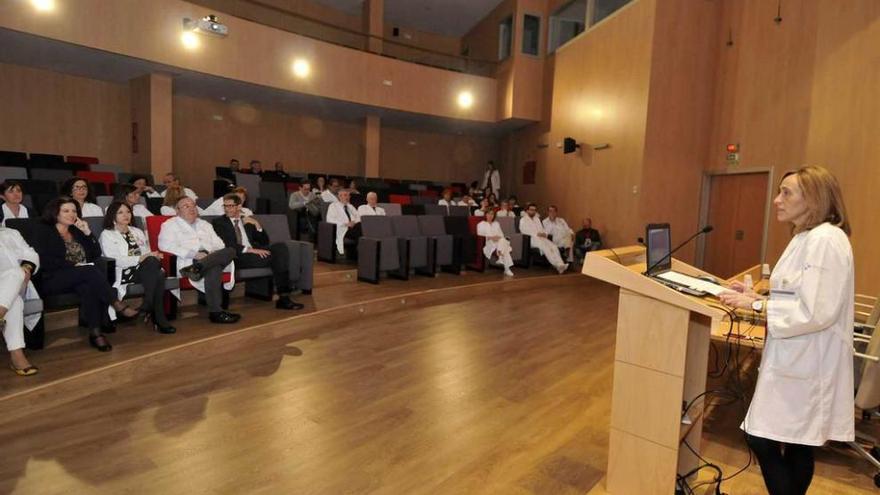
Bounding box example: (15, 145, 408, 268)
(160, 185, 185, 216)
(720, 165, 853, 494)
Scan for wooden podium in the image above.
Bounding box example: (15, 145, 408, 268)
(582, 246, 727, 494)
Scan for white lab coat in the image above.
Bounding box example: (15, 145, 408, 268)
(1, 203, 28, 226)
(80, 201, 104, 217)
(201, 197, 253, 217)
(495, 209, 515, 218)
(0, 228, 41, 350)
(482, 169, 501, 197)
(159, 187, 198, 200)
(742, 223, 854, 446)
(518, 214, 565, 268)
(131, 203, 153, 219)
(99, 227, 151, 301)
(357, 205, 385, 216)
(458, 199, 477, 207)
(157, 216, 235, 297)
(542, 217, 574, 249)
(326, 202, 360, 255)
(321, 190, 338, 203)
(476, 220, 513, 270)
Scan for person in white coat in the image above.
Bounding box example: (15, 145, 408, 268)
(357, 192, 385, 217)
(326, 190, 360, 256)
(495, 200, 515, 218)
(160, 173, 198, 200)
(473, 198, 492, 217)
(519, 203, 569, 274)
(100, 201, 175, 334)
(0, 226, 40, 376)
(481, 161, 501, 198)
(720, 165, 854, 494)
(477, 209, 513, 277)
(437, 189, 456, 214)
(542, 205, 575, 262)
(61, 177, 104, 217)
(321, 178, 341, 203)
(114, 184, 154, 220)
(1, 181, 30, 227)
(158, 196, 239, 324)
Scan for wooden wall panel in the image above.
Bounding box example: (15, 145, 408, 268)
(379, 127, 500, 183)
(0, 63, 130, 167)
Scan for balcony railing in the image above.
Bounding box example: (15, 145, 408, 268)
(188, 0, 498, 77)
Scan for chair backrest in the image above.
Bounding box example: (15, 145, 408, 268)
(0, 151, 28, 168)
(28, 153, 64, 168)
(5, 218, 38, 245)
(0, 166, 28, 182)
(89, 163, 122, 177)
(390, 215, 422, 237)
(233, 172, 261, 210)
(215, 166, 235, 181)
(20, 179, 58, 195)
(361, 215, 395, 239)
(388, 194, 412, 205)
(196, 198, 214, 210)
(28, 167, 73, 183)
(86, 217, 105, 236)
(66, 155, 99, 166)
(497, 216, 517, 237)
(261, 181, 286, 202)
(467, 216, 482, 235)
(77, 170, 115, 190)
(424, 204, 449, 216)
(377, 203, 402, 216)
(252, 214, 291, 243)
(411, 196, 434, 205)
(96, 195, 114, 209)
(449, 205, 470, 217)
(443, 215, 470, 236)
(350, 194, 367, 207)
(417, 215, 446, 236)
(117, 172, 155, 186)
(401, 204, 425, 216)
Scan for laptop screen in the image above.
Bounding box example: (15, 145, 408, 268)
(645, 223, 671, 275)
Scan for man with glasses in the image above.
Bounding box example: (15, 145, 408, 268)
(158, 197, 240, 324)
(211, 193, 304, 311)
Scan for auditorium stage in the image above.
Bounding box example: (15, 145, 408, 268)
(0, 269, 874, 494)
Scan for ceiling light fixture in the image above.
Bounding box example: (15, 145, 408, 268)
(292, 59, 311, 78)
(457, 91, 474, 109)
(180, 31, 200, 50)
(30, 0, 55, 12)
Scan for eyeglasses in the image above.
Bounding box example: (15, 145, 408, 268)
(72, 184, 88, 190)
(223, 203, 239, 208)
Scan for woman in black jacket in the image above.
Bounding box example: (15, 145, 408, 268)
(32, 197, 138, 351)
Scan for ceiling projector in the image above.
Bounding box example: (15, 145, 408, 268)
(183, 15, 228, 37)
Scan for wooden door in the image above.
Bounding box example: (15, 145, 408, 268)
(703, 173, 768, 279)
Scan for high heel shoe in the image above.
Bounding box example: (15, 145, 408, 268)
(154, 323, 176, 334)
(88, 334, 113, 352)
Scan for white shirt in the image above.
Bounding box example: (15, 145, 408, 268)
(158, 216, 234, 295)
(100, 227, 150, 299)
(357, 204, 386, 216)
(80, 202, 104, 217)
(438, 199, 455, 207)
(1, 203, 29, 226)
(495, 209, 515, 218)
(458, 200, 477, 207)
(476, 220, 507, 259)
(321, 190, 338, 203)
(201, 197, 253, 217)
(742, 223, 854, 446)
(482, 169, 500, 193)
(542, 216, 573, 240)
(131, 203, 153, 218)
(473, 209, 487, 217)
(0, 227, 40, 329)
(518, 214, 547, 237)
(326, 202, 359, 254)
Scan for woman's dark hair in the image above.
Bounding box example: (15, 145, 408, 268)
(42, 196, 82, 224)
(60, 177, 96, 204)
(114, 184, 138, 202)
(127, 175, 148, 185)
(0, 180, 24, 196)
(103, 201, 132, 230)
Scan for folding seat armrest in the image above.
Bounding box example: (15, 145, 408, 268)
(317, 221, 337, 262)
(356, 236, 383, 284)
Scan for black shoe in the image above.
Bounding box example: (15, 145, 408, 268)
(155, 323, 177, 334)
(209, 311, 241, 324)
(180, 263, 203, 282)
(276, 297, 304, 310)
(89, 334, 112, 352)
(102, 321, 117, 334)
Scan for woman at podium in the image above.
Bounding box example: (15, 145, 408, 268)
(719, 165, 853, 495)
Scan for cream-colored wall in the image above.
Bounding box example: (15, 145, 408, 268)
(0, 63, 131, 167)
(379, 127, 499, 183)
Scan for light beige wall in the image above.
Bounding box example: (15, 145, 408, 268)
(379, 127, 499, 183)
(0, 63, 131, 167)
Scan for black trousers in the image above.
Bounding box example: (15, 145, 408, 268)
(746, 433, 815, 495)
(41, 265, 116, 330)
(236, 243, 292, 295)
(192, 247, 236, 313)
(131, 256, 170, 326)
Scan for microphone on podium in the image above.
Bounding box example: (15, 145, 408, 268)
(644, 225, 714, 276)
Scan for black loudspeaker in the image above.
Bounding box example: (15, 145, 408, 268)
(563, 137, 579, 154)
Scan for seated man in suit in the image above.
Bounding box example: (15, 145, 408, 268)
(519, 203, 569, 274)
(574, 217, 602, 263)
(357, 192, 385, 216)
(212, 193, 304, 311)
(326, 189, 361, 257)
(158, 196, 240, 324)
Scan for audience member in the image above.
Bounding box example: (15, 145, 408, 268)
(211, 194, 304, 311)
(574, 218, 602, 263)
(271, 161, 289, 180)
(113, 184, 153, 219)
(100, 202, 175, 334)
(519, 203, 569, 274)
(60, 177, 104, 217)
(247, 160, 263, 175)
(321, 178, 341, 202)
(486, 192, 499, 208)
(158, 197, 239, 324)
(229, 159, 240, 172)
(203, 186, 253, 217)
(496, 200, 515, 218)
(315, 176, 327, 194)
(0, 225, 40, 375)
(326, 189, 360, 256)
(458, 195, 477, 207)
(357, 192, 385, 216)
(508, 195, 521, 209)
(288, 181, 320, 234)
(0, 180, 30, 226)
(473, 198, 492, 217)
(477, 209, 514, 277)
(482, 160, 501, 198)
(161, 173, 198, 200)
(468, 181, 481, 198)
(160, 184, 185, 216)
(129, 175, 159, 197)
(33, 197, 139, 352)
(542, 205, 575, 262)
(348, 180, 361, 195)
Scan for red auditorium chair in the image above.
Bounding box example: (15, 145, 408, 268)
(66, 155, 99, 166)
(77, 170, 115, 192)
(419, 189, 439, 198)
(467, 216, 486, 272)
(388, 194, 412, 205)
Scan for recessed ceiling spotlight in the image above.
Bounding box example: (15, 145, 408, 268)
(457, 91, 474, 109)
(292, 59, 311, 78)
(180, 31, 200, 50)
(30, 0, 55, 12)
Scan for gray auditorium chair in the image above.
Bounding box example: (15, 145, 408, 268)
(377, 202, 402, 216)
(417, 215, 457, 275)
(449, 205, 470, 217)
(0, 166, 28, 182)
(28, 167, 73, 183)
(89, 164, 123, 179)
(260, 181, 288, 214)
(96, 195, 114, 210)
(316, 201, 338, 263)
(411, 196, 435, 206)
(497, 216, 530, 267)
(254, 214, 314, 294)
(390, 215, 431, 277)
(234, 172, 261, 211)
(424, 204, 450, 216)
(357, 216, 402, 284)
(196, 197, 214, 211)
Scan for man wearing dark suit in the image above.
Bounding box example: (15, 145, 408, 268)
(574, 217, 603, 263)
(211, 193, 304, 310)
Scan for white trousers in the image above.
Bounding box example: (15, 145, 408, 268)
(532, 236, 565, 268)
(0, 267, 26, 352)
(486, 238, 513, 270)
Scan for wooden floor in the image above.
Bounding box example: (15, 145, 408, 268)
(0, 271, 874, 494)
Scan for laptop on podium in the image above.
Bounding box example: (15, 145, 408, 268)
(644, 223, 727, 297)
